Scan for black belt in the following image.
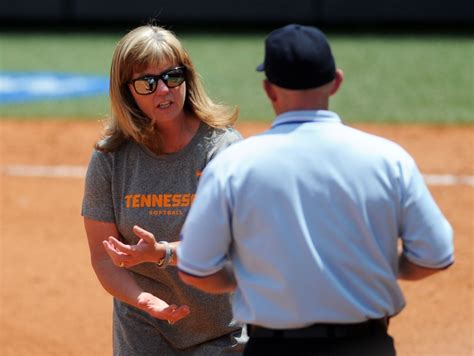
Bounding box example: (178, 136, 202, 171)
(248, 318, 389, 339)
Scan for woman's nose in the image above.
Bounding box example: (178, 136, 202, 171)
(154, 79, 170, 95)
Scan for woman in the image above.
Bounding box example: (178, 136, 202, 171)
(82, 25, 243, 355)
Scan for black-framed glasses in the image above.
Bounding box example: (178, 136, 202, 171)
(128, 66, 186, 95)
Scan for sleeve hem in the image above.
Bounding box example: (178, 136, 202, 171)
(403, 253, 454, 270)
(177, 258, 224, 278)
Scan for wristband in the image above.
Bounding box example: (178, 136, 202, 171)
(156, 241, 173, 268)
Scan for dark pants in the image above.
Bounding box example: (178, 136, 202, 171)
(244, 320, 396, 356)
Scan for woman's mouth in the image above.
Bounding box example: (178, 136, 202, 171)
(158, 101, 172, 109)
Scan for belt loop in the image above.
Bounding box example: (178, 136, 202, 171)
(371, 317, 389, 333)
(378, 316, 389, 329)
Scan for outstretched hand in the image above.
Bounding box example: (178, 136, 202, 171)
(137, 292, 190, 324)
(103, 225, 163, 268)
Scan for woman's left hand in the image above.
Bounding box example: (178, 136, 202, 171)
(103, 225, 164, 268)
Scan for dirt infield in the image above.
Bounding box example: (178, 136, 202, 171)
(1, 120, 472, 355)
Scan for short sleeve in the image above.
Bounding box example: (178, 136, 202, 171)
(399, 158, 454, 268)
(81, 150, 116, 222)
(178, 166, 233, 277)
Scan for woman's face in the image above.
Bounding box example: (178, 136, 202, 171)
(128, 61, 187, 127)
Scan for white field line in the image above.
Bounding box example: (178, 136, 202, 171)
(1, 164, 474, 186)
(2, 164, 87, 178)
(423, 174, 474, 186)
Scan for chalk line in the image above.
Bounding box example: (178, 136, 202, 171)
(423, 174, 474, 186)
(1, 164, 473, 186)
(1, 164, 87, 178)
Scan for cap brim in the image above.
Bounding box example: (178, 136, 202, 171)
(256, 63, 265, 72)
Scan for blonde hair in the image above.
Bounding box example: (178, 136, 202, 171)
(96, 25, 238, 152)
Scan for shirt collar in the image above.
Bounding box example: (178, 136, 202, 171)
(271, 110, 342, 128)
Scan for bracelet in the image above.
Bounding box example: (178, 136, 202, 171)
(156, 241, 173, 268)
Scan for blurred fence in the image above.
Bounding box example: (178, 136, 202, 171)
(1, 0, 473, 28)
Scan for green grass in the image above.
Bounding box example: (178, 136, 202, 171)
(0, 31, 472, 123)
(331, 35, 474, 123)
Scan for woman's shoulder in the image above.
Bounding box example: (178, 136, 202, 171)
(221, 126, 243, 141)
(89, 139, 138, 165)
(201, 125, 243, 162)
(93, 139, 136, 155)
(204, 125, 242, 145)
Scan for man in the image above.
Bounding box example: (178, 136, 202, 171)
(177, 24, 454, 355)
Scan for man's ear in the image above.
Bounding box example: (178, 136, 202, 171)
(263, 80, 278, 102)
(329, 69, 344, 96)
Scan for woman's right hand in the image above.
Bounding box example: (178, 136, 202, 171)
(84, 219, 189, 323)
(137, 292, 191, 324)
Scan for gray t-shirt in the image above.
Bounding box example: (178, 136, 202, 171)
(82, 123, 242, 349)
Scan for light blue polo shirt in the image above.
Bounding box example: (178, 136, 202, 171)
(178, 110, 453, 329)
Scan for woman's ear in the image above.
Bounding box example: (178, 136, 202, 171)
(329, 69, 344, 96)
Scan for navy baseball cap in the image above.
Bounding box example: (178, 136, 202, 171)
(256, 24, 336, 90)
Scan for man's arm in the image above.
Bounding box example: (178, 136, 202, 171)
(179, 263, 237, 294)
(177, 159, 237, 294)
(398, 253, 452, 281)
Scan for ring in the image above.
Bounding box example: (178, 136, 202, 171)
(120, 262, 124, 268)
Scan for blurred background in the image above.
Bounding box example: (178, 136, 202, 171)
(1, 0, 473, 123)
(0, 2, 473, 355)
(1, 0, 473, 29)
